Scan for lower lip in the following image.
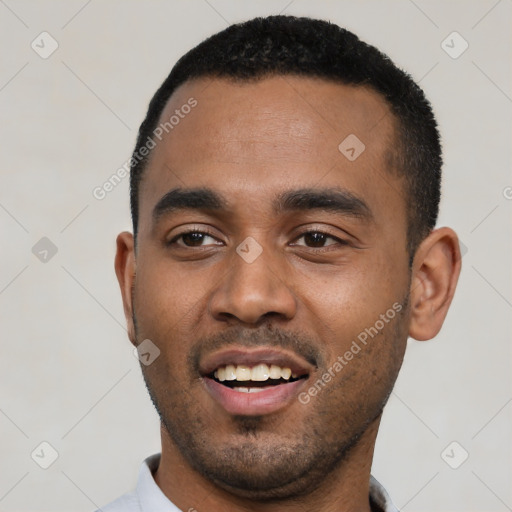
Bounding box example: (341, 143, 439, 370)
(202, 377, 307, 416)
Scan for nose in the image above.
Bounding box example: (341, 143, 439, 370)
(208, 241, 297, 325)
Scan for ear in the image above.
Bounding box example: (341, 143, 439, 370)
(408, 227, 462, 341)
(114, 231, 137, 346)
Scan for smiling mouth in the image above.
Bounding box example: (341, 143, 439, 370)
(209, 363, 308, 393)
(200, 348, 313, 414)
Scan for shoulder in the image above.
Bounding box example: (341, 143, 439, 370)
(369, 474, 400, 512)
(93, 453, 162, 512)
(93, 490, 140, 512)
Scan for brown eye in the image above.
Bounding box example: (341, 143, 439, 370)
(294, 231, 344, 248)
(181, 232, 208, 246)
(304, 232, 329, 247)
(168, 230, 221, 248)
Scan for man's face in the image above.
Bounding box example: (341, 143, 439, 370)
(129, 76, 412, 498)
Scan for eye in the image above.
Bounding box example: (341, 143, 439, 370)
(292, 230, 346, 249)
(166, 228, 347, 250)
(167, 229, 222, 248)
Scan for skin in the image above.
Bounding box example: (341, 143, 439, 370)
(115, 75, 461, 512)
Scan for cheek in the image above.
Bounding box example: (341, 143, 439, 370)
(317, 306, 408, 407)
(133, 258, 209, 349)
(301, 259, 408, 363)
(308, 267, 400, 323)
(137, 253, 204, 307)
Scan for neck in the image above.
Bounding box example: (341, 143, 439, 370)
(154, 415, 382, 512)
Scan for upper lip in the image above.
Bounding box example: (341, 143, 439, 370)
(199, 347, 314, 378)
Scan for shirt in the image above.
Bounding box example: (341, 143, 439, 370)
(96, 453, 399, 512)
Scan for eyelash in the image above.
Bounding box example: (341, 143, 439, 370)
(167, 227, 348, 251)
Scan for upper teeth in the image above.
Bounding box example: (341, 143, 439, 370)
(214, 364, 298, 382)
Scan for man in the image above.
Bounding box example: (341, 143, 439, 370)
(101, 14, 461, 512)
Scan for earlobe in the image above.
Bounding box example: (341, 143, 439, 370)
(114, 231, 137, 345)
(408, 227, 462, 341)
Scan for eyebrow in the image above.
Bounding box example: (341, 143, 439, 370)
(152, 186, 373, 227)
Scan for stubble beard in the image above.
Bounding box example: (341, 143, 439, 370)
(132, 295, 410, 501)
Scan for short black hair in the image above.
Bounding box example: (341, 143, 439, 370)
(129, 15, 442, 258)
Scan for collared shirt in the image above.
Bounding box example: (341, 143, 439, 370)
(96, 453, 399, 512)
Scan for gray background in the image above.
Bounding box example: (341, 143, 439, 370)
(0, 0, 510, 510)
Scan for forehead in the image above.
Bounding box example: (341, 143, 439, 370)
(138, 75, 403, 229)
